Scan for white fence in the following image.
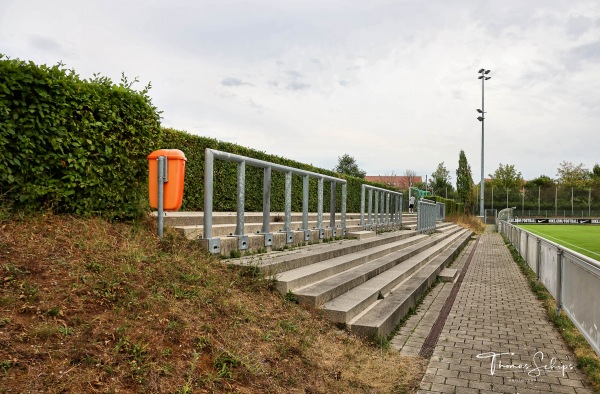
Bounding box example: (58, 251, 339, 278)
(498, 221, 600, 356)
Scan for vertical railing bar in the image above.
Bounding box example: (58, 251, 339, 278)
(157, 156, 165, 238)
(556, 249, 563, 314)
(284, 171, 292, 233)
(330, 181, 337, 229)
(360, 184, 365, 227)
(235, 160, 246, 236)
(262, 166, 271, 234)
(302, 175, 309, 231)
(341, 183, 347, 232)
(374, 191, 379, 231)
(317, 178, 324, 231)
(203, 149, 214, 240)
(368, 189, 373, 229)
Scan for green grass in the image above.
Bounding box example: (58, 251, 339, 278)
(517, 224, 600, 260)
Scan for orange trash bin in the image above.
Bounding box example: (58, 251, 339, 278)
(148, 149, 187, 211)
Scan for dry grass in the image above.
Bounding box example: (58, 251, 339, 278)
(445, 213, 486, 234)
(0, 213, 427, 393)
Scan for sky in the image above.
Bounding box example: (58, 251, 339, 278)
(1, 0, 600, 185)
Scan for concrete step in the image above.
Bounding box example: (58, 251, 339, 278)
(347, 229, 472, 338)
(233, 229, 419, 274)
(275, 234, 430, 294)
(293, 226, 464, 307)
(176, 218, 364, 239)
(321, 229, 467, 323)
(157, 211, 365, 227)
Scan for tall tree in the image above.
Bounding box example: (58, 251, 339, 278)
(431, 162, 453, 195)
(488, 163, 524, 191)
(404, 169, 417, 188)
(333, 154, 366, 178)
(556, 161, 589, 188)
(527, 175, 555, 188)
(456, 150, 474, 213)
(591, 164, 600, 180)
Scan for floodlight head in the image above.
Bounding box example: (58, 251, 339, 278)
(485, 77, 491, 80)
(478, 68, 485, 73)
(484, 70, 491, 74)
(477, 116, 484, 121)
(478, 76, 483, 79)
(476, 109, 483, 113)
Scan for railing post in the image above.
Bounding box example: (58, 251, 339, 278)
(284, 171, 293, 243)
(157, 156, 165, 238)
(368, 189, 373, 230)
(360, 184, 366, 228)
(536, 238, 541, 281)
(317, 178, 324, 239)
(556, 249, 563, 314)
(302, 175, 310, 241)
(341, 183, 347, 236)
(235, 160, 245, 236)
(386, 192, 391, 228)
(233, 160, 249, 250)
(330, 181, 337, 237)
(203, 149, 220, 253)
(525, 232, 529, 265)
(374, 191, 379, 232)
(261, 166, 273, 247)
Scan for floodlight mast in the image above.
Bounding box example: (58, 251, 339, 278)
(477, 68, 491, 217)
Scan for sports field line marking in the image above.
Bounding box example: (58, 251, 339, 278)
(526, 229, 600, 259)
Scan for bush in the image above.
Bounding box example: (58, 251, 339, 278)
(0, 55, 161, 219)
(426, 195, 463, 216)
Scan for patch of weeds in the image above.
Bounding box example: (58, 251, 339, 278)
(193, 335, 211, 351)
(46, 306, 61, 317)
(114, 336, 149, 382)
(170, 284, 200, 300)
(180, 272, 202, 284)
(162, 347, 173, 357)
(278, 320, 298, 333)
(58, 326, 74, 337)
(229, 249, 242, 259)
(19, 281, 39, 301)
(31, 323, 59, 340)
(85, 261, 104, 273)
(1, 360, 13, 374)
(213, 351, 240, 379)
(284, 290, 298, 304)
(0, 318, 10, 328)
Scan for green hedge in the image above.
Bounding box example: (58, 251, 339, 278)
(0, 55, 161, 219)
(158, 128, 398, 213)
(426, 195, 463, 216)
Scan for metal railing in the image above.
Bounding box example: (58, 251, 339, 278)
(498, 220, 600, 356)
(436, 202, 446, 221)
(203, 148, 347, 254)
(359, 185, 402, 231)
(417, 199, 437, 233)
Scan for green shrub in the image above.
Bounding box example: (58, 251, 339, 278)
(426, 195, 463, 216)
(0, 55, 161, 219)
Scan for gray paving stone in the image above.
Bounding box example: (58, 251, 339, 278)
(416, 229, 593, 393)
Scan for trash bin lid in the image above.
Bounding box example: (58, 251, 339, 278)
(147, 149, 187, 161)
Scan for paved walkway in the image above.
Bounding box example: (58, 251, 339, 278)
(391, 239, 475, 356)
(399, 228, 592, 393)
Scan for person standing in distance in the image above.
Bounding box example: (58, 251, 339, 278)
(409, 195, 415, 213)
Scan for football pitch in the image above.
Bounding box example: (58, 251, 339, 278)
(517, 224, 600, 261)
